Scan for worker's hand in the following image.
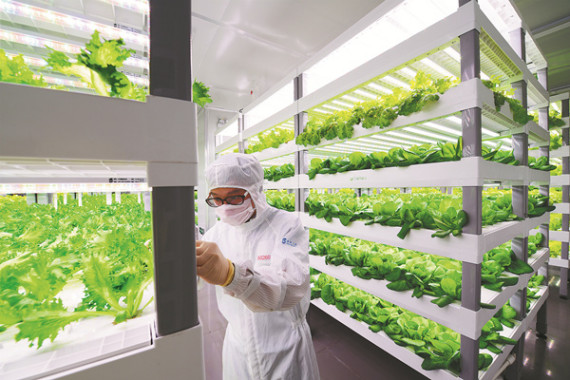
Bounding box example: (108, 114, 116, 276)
(196, 241, 231, 286)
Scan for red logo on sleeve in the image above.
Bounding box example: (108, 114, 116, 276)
(257, 255, 271, 261)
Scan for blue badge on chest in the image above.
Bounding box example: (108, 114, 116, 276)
(282, 237, 297, 247)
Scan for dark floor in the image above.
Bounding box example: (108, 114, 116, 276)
(198, 275, 570, 380)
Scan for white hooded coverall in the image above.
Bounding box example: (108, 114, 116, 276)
(203, 154, 320, 380)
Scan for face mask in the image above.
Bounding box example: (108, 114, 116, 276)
(215, 197, 255, 226)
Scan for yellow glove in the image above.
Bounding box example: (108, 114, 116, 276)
(196, 241, 234, 286)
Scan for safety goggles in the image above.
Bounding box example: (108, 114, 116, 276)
(205, 191, 249, 207)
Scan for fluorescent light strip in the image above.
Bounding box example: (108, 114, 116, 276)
(367, 137, 412, 148)
(5, 52, 46, 67)
(399, 67, 417, 78)
(444, 47, 460, 62)
(354, 89, 377, 99)
(322, 104, 344, 112)
(424, 122, 462, 136)
(429, 116, 501, 138)
(405, 127, 456, 142)
(448, 115, 462, 124)
(342, 95, 362, 103)
(368, 135, 414, 147)
(0, 30, 149, 69)
(482, 128, 499, 137)
(0, 29, 80, 54)
(341, 141, 386, 151)
(313, 108, 333, 114)
(316, 147, 359, 154)
(326, 143, 372, 151)
(101, 0, 149, 14)
(332, 100, 353, 108)
(367, 82, 392, 93)
(382, 75, 410, 89)
(385, 130, 438, 144)
(1, 1, 148, 46)
(420, 58, 455, 77)
(7, 52, 147, 87)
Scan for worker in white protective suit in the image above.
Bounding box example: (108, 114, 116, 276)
(196, 153, 320, 380)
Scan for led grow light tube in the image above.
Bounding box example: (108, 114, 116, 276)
(332, 100, 354, 108)
(399, 67, 417, 78)
(404, 127, 456, 142)
(313, 108, 333, 114)
(1, 1, 148, 46)
(5, 52, 47, 67)
(367, 137, 414, 148)
(0, 30, 149, 69)
(382, 76, 411, 89)
(101, 0, 149, 14)
(420, 58, 455, 78)
(366, 82, 392, 93)
(424, 122, 462, 136)
(354, 89, 377, 99)
(385, 131, 439, 145)
(482, 128, 500, 137)
(342, 140, 388, 150)
(444, 47, 460, 61)
(322, 104, 345, 112)
(341, 95, 362, 103)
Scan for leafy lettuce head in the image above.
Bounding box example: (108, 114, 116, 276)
(205, 153, 268, 213)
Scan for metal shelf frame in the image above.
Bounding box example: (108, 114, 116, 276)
(548, 97, 570, 294)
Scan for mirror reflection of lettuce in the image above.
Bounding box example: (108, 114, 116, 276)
(0, 30, 212, 105)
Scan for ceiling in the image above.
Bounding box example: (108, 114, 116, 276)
(192, 0, 387, 125)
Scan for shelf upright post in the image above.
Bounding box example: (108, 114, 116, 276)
(561, 98, 570, 298)
(149, 0, 199, 336)
(458, 5, 482, 377)
(536, 68, 549, 336)
(294, 74, 309, 213)
(505, 26, 529, 380)
(509, 27, 529, 318)
(198, 108, 218, 231)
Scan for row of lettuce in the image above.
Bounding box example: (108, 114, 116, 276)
(239, 71, 565, 157)
(266, 187, 553, 240)
(0, 31, 212, 106)
(263, 138, 556, 182)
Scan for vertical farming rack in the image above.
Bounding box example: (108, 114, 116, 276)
(205, 1, 552, 379)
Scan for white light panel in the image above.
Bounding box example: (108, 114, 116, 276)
(245, 82, 294, 128)
(304, 0, 456, 96)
